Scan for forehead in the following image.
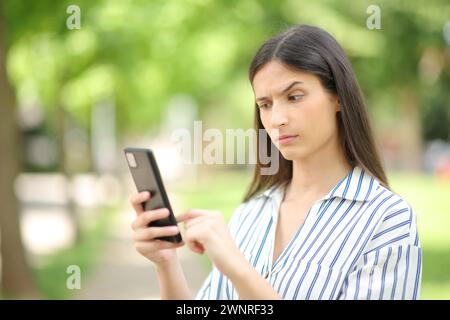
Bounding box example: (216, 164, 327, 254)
(252, 60, 317, 94)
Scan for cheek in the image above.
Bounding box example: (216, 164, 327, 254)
(300, 98, 338, 142)
(259, 111, 271, 133)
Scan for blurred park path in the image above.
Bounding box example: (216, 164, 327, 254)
(75, 202, 210, 300)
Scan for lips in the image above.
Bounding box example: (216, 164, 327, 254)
(278, 134, 299, 142)
(278, 134, 298, 144)
(278, 134, 297, 140)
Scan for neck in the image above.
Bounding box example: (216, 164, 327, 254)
(284, 137, 352, 201)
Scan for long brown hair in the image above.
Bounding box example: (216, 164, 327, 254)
(243, 24, 389, 202)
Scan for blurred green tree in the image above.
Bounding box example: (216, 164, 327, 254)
(0, 0, 38, 298)
(0, 0, 449, 298)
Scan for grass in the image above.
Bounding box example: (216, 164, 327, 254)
(177, 168, 450, 300)
(32, 205, 119, 299)
(388, 172, 450, 299)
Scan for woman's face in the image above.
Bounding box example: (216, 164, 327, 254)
(252, 60, 341, 161)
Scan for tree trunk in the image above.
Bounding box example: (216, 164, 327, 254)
(0, 1, 39, 298)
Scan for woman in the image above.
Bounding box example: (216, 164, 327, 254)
(130, 24, 422, 300)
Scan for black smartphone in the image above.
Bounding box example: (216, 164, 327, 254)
(124, 147, 182, 243)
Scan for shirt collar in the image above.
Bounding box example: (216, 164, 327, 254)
(257, 165, 381, 203)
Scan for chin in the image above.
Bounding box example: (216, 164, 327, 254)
(279, 149, 303, 161)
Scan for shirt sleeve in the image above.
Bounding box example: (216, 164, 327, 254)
(194, 271, 213, 300)
(338, 203, 422, 300)
(338, 244, 422, 300)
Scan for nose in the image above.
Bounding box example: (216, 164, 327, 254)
(270, 104, 288, 128)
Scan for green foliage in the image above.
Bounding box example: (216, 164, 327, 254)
(3, 0, 449, 139)
(3, 0, 449, 300)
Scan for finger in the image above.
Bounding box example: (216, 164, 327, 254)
(133, 225, 180, 241)
(130, 191, 150, 215)
(185, 237, 205, 254)
(135, 239, 185, 254)
(192, 240, 205, 254)
(184, 216, 210, 229)
(176, 210, 209, 223)
(134, 208, 169, 229)
(132, 208, 169, 230)
(183, 224, 207, 254)
(185, 211, 225, 229)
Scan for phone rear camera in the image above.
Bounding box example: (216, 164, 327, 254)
(126, 152, 137, 168)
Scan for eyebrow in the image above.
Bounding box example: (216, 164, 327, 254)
(255, 81, 304, 102)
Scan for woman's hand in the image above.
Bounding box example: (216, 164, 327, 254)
(130, 191, 185, 267)
(177, 210, 245, 276)
(178, 209, 282, 300)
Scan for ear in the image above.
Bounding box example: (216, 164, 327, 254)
(335, 96, 341, 113)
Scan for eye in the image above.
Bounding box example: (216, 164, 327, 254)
(258, 103, 271, 109)
(289, 94, 304, 101)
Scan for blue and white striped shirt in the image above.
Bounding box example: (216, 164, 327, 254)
(195, 165, 422, 300)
